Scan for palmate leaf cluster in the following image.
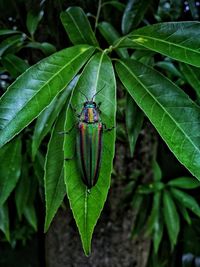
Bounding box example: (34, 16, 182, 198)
(0, 0, 200, 263)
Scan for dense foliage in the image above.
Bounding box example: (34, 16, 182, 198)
(1, 0, 200, 266)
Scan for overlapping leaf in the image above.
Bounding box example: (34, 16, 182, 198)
(0, 45, 95, 148)
(64, 52, 116, 255)
(116, 59, 200, 181)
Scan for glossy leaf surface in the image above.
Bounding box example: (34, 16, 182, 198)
(0, 45, 95, 148)
(44, 107, 68, 232)
(168, 177, 200, 189)
(0, 138, 21, 206)
(121, 0, 150, 34)
(26, 10, 44, 37)
(116, 59, 200, 181)
(64, 52, 116, 255)
(60, 7, 98, 46)
(124, 22, 200, 67)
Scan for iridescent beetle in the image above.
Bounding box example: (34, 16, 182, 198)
(67, 87, 113, 189)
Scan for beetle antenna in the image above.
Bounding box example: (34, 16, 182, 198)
(92, 84, 106, 101)
(79, 90, 89, 101)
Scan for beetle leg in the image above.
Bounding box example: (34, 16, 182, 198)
(102, 123, 115, 132)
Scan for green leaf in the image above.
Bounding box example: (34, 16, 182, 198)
(26, 42, 56, 56)
(156, 61, 183, 78)
(163, 190, 180, 249)
(0, 202, 10, 241)
(15, 154, 31, 220)
(0, 29, 20, 36)
(168, 177, 200, 189)
(152, 160, 162, 181)
(179, 63, 200, 99)
(60, 7, 98, 46)
(98, 22, 129, 59)
(32, 77, 77, 160)
(188, 0, 199, 19)
(26, 10, 44, 37)
(124, 22, 200, 67)
(170, 188, 200, 217)
(33, 151, 45, 186)
(0, 35, 24, 57)
(24, 204, 37, 231)
(115, 59, 200, 182)
(125, 93, 143, 157)
(0, 45, 95, 148)
(0, 138, 21, 206)
(64, 52, 116, 255)
(44, 106, 68, 232)
(101, 1, 125, 11)
(176, 201, 192, 225)
(121, 0, 150, 34)
(2, 54, 29, 78)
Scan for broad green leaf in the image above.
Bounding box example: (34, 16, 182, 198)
(168, 177, 200, 189)
(64, 52, 116, 255)
(170, 188, 200, 217)
(0, 202, 10, 241)
(98, 22, 129, 59)
(126, 93, 143, 157)
(26, 42, 56, 56)
(26, 10, 44, 37)
(152, 160, 162, 181)
(0, 138, 21, 206)
(121, 0, 150, 34)
(179, 63, 200, 99)
(15, 154, 31, 220)
(0, 35, 24, 57)
(60, 7, 98, 46)
(122, 22, 200, 67)
(2, 54, 29, 78)
(116, 59, 200, 182)
(44, 106, 68, 232)
(0, 29, 20, 36)
(0, 45, 95, 148)
(163, 190, 180, 249)
(32, 77, 77, 159)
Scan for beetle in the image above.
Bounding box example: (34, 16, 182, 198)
(65, 87, 113, 189)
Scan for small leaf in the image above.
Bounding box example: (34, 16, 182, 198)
(15, 154, 31, 220)
(26, 42, 56, 56)
(188, 0, 199, 19)
(0, 138, 21, 206)
(170, 187, 200, 217)
(0, 202, 10, 241)
(32, 77, 77, 160)
(156, 61, 183, 78)
(121, 0, 150, 34)
(116, 59, 200, 182)
(0, 35, 24, 57)
(179, 63, 200, 99)
(2, 54, 29, 78)
(176, 201, 192, 225)
(26, 10, 44, 37)
(0, 45, 95, 148)
(44, 106, 68, 232)
(101, 1, 125, 12)
(126, 93, 143, 157)
(152, 160, 162, 181)
(168, 177, 200, 189)
(98, 22, 129, 59)
(0, 29, 20, 36)
(163, 190, 180, 249)
(64, 52, 116, 255)
(24, 203, 37, 231)
(60, 7, 98, 46)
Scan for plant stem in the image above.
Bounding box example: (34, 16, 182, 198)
(94, 0, 102, 33)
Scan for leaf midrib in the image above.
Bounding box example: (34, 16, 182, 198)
(119, 60, 200, 160)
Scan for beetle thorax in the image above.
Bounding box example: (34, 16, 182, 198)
(80, 102, 100, 123)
